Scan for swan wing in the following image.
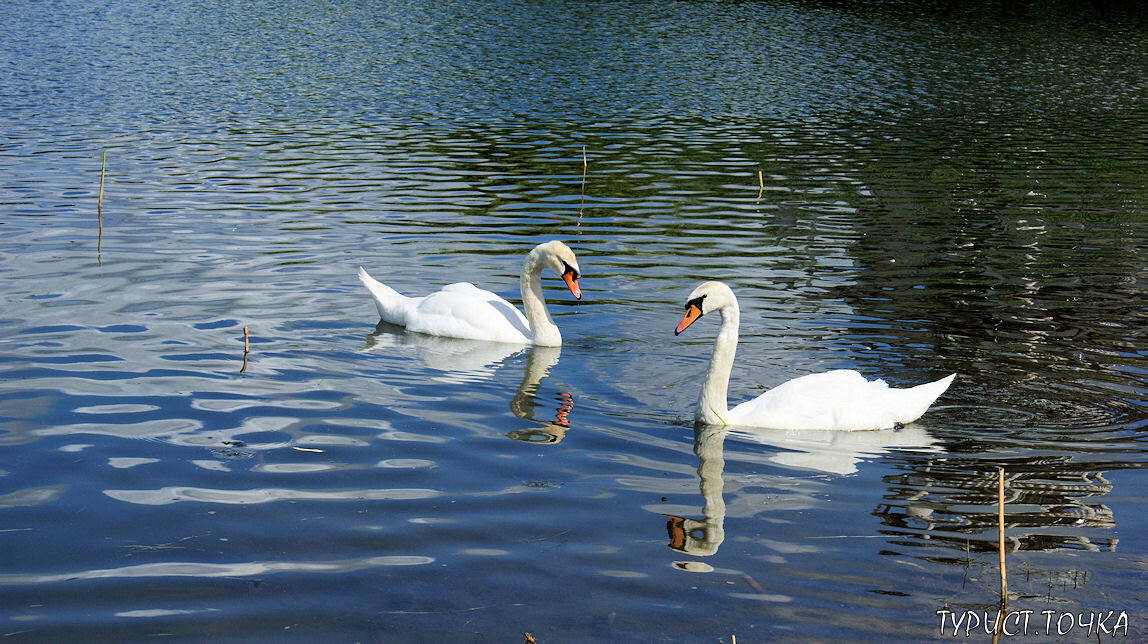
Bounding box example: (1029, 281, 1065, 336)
(728, 370, 954, 431)
(405, 282, 532, 343)
(360, 268, 533, 343)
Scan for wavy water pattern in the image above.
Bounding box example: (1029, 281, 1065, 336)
(2, 0, 1147, 641)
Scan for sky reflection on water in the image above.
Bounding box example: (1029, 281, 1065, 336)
(2, 0, 1147, 640)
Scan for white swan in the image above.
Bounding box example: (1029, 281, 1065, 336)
(358, 240, 581, 346)
(674, 281, 955, 430)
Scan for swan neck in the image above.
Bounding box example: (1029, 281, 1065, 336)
(697, 302, 739, 424)
(521, 250, 561, 346)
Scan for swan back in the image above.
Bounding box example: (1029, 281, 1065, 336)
(728, 371, 955, 431)
(407, 283, 532, 343)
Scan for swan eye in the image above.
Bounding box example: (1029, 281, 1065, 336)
(685, 295, 706, 313)
(561, 261, 579, 279)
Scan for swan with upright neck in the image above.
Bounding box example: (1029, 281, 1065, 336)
(359, 240, 581, 346)
(674, 281, 955, 431)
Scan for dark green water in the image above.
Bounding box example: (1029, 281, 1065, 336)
(2, 0, 1146, 640)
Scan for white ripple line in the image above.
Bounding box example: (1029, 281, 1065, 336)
(0, 555, 436, 585)
(103, 486, 440, 505)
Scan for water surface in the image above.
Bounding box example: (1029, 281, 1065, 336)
(2, 0, 1147, 641)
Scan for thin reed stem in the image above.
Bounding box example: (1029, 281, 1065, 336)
(998, 467, 1008, 603)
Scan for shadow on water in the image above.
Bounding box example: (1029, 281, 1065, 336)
(838, 133, 1147, 558)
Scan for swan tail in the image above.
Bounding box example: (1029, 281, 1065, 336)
(358, 266, 412, 326)
(894, 373, 956, 424)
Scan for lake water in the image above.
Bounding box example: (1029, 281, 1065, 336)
(2, 0, 1147, 641)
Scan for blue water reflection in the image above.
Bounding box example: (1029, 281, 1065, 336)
(2, 0, 1147, 640)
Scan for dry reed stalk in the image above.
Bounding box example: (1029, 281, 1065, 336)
(578, 145, 588, 221)
(98, 150, 106, 213)
(240, 326, 250, 373)
(998, 467, 1008, 603)
(98, 150, 105, 261)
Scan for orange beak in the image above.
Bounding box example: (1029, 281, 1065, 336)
(675, 304, 702, 335)
(562, 269, 581, 299)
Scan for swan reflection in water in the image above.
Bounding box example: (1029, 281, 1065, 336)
(363, 321, 528, 383)
(665, 426, 727, 557)
(363, 325, 574, 442)
(666, 424, 941, 558)
(729, 424, 940, 476)
(505, 346, 574, 444)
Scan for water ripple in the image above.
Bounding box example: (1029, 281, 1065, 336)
(104, 486, 441, 506)
(0, 555, 435, 585)
(3, 0, 1147, 640)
